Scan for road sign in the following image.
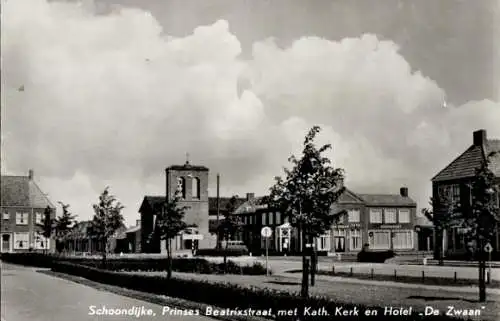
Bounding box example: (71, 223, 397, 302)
(261, 226, 272, 238)
(484, 243, 493, 253)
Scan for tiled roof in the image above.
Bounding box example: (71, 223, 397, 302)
(234, 188, 416, 214)
(139, 196, 165, 213)
(357, 194, 416, 207)
(234, 197, 267, 215)
(166, 163, 209, 172)
(208, 197, 247, 213)
(432, 139, 500, 182)
(1, 175, 55, 208)
(337, 188, 365, 204)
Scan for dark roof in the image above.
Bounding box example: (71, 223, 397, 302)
(337, 188, 365, 204)
(208, 197, 247, 213)
(234, 197, 267, 215)
(234, 187, 416, 214)
(166, 162, 209, 172)
(1, 175, 55, 208)
(432, 139, 500, 182)
(357, 194, 416, 207)
(139, 196, 165, 213)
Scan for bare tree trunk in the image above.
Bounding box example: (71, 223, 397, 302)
(300, 227, 309, 298)
(224, 234, 229, 274)
(167, 238, 172, 279)
(101, 237, 107, 269)
(310, 235, 316, 286)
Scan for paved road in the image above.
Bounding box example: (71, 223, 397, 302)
(0, 263, 217, 321)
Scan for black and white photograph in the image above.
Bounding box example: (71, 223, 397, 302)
(1, 0, 499, 320)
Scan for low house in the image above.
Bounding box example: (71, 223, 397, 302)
(1, 170, 56, 253)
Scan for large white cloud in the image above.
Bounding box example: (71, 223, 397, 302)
(2, 0, 499, 224)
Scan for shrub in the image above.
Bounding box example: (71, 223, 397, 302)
(50, 261, 468, 321)
(0, 253, 269, 275)
(196, 248, 249, 257)
(357, 250, 395, 263)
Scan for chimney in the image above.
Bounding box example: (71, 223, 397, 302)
(473, 129, 487, 146)
(400, 187, 409, 197)
(246, 193, 255, 201)
(28, 169, 34, 180)
(136, 219, 141, 227)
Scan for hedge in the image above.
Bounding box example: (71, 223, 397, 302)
(50, 261, 471, 321)
(196, 248, 249, 257)
(0, 253, 269, 275)
(357, 250, 395, 263)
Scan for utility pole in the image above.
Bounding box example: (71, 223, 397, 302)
(479, 238, 486, 302)
(216, 173, 221, 249)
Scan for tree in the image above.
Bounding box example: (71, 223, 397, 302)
(217, 195, 243, 272)
(268, 126, 346, 299)
(91, 187, 125, 268)
(462, 152, 499, 302)
(55, 202, 77, 253)
(152, 191, 189, 279)
(36, 206, 55, 255)
(421, 192, 463, 265)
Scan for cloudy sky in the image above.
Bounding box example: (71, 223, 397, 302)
(2, 0, 499, 226)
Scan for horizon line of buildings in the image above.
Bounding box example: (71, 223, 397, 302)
(2, 129, 499, 259)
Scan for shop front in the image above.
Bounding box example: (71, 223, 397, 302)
(330, 223, 362, 253)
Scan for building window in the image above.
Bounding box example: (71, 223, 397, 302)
(451, 184, 460, 204)
(317, 234, 330, 251)
(398, 209, 410, 223)
(369, 209, 382, 223)
(16, 213, 28, 225)
(368, 230, 390, 250)
(3, 212, 9, 220)
(269, 213, 274, 225)
(261, 213, 267, 225)
(276, 212, 282, 225)
(438, 184, 460, 204)
(176, 177, 186, 199)
(191, 177, 200, 199)
(349, 229, 361, 251)
(337, 213, 345, 224)
(14, 232, 29, 249)
(35, 235, 49, 250)
(384, 209, 397, 224)
(392, 230, 413, 250)
(348, 210, 360, 223)
(35, 213, 43, 225)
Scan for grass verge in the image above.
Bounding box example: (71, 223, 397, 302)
(285, 270, 500, 289)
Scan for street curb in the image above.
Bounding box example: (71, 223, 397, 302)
(38, 270, 271, 321)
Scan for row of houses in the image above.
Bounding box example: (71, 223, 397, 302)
(1, 129, 498, 258)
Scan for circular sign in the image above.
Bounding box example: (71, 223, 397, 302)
(484, 243, 493, 253)
(261, 226, 273, 238)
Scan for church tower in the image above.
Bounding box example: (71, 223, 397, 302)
(165, 157, 210, 249)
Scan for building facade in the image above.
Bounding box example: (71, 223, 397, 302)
(63, 220, 128, 254)
(233, 187, 418, 255)
(139, 161, 215, 253)
(431, 129, 500, 259)
(1, 170, 56, 253)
